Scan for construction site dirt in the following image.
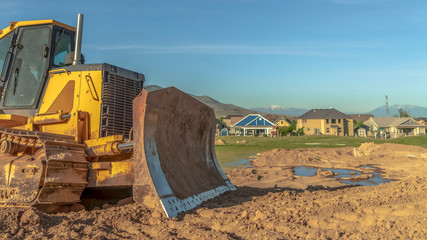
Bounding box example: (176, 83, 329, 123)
(1, 143, 426, 239)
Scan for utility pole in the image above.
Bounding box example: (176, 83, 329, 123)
(385, 95, 389, 117)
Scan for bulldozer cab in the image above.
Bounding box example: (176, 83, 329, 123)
(0, 21, 75, 115)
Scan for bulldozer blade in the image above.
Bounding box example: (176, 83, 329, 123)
(133, 87, 235, 218)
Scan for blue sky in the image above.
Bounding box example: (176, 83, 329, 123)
(1, 0, 427, 113)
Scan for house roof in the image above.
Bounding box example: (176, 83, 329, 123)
(298, 108, 351, 119)
(354, 124, 370, 130)
(349, 114, 373, 123)
(273, 117, 291, 125)
(233, 114, 274, 127)
(399, 119, 423, 127)
(368, 117, 422, 128)
(415, 117, 427, 121)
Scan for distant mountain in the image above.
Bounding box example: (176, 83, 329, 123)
(144, 85, 163, 92)
(251, 105, 308, 116)
(144, 85, 255, 117)
(368, 104, 427, 117)
(191, 95, 256, 117)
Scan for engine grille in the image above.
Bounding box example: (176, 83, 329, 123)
(100, 72, 142, 139)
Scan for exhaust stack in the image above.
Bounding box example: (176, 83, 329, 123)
(73, 14, 84, 65)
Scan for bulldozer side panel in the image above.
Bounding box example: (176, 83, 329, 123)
(38, 70, 103, 141)
(76, 70, 103, 140)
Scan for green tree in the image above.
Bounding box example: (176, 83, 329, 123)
(278, 120, 297, 136)
(219, 117, 226, 126)
(295, 127, 304, 136)
(290, 120, 297, 131)
(278, 126, 290, 136)
(393, 108, 410, 117)
(356, 121, 364, 128)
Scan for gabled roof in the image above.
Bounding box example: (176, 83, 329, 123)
(354, 124, 370, 130)
(233, 114, 274, 127)
(368, 117, 422, 127)
(399, 119, 422, 127)
(415, 117, 427, 121)
(273, 117, 291, 125)
(262, 114, 281, 123)
(349, 114, 373, 123)
(298, 108, 351, 119)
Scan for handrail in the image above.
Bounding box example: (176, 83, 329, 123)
(49, 69, 70, 77)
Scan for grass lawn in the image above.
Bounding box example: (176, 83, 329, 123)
(215, 135, 427, 172)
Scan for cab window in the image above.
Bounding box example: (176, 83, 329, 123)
(4, 26, 50, 107)
(53, 30, 73, 67)
(0, 33, 12, 77)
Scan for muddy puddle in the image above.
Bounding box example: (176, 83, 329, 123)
(293, 165, 394, 186)
(222, 158, 251, 167)
(222, 155, 257, 168)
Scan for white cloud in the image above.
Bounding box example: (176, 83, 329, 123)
(88, 42, 379, 56)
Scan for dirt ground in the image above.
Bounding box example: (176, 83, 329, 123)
(1, 143, 426, 239)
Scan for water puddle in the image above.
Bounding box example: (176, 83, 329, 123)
(222, 158, 252, 168)
(293, 165, 394, 186)
(294, 166, 317, 177)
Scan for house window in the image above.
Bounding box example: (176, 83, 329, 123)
(326, 128, 330, 133)
(338, 119, 341, 124)
(331, 119, 336, 124)
(326, 119, 329, 124)
(281, 121, 284, 124)
(307, 128, 311, 131)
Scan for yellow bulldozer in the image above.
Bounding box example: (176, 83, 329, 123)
(0, 14, 234, 217)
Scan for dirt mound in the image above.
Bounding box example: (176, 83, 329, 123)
(356, 142, 380, 156)
(1, 143, 426, 239)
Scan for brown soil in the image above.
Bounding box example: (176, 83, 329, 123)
(1, 143, 426, 239)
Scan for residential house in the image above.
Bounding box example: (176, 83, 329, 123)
(222, 115, 244, 127)
(274, 117, 292, 127)
(297, 108, 354, 136)
(271, 116, 295, 136)
(219, 128, 228, 136)
(364, 117, 426, 138)
(415, 117, 427, 126)
(349, 114, 373, 138)
(216, 119, 225, 136)
(354, 124, 370, 138)
(231, 114, 274, 136)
